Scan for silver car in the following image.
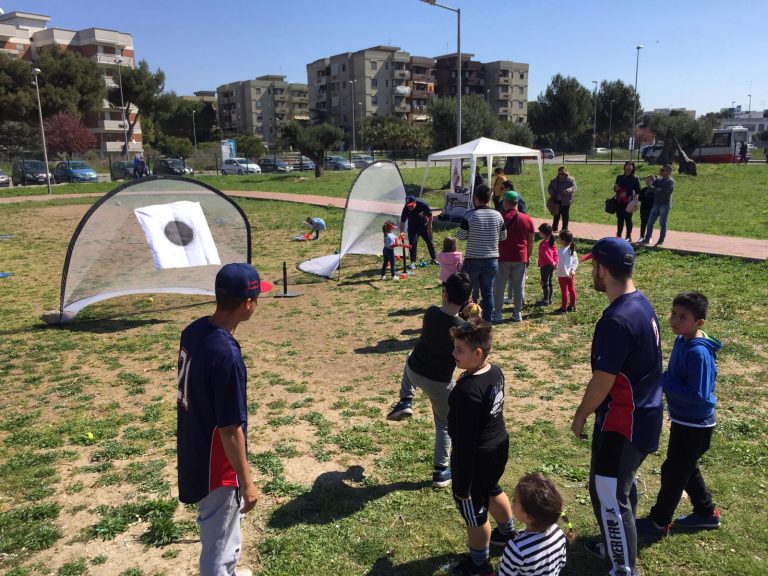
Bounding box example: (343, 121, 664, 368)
(221, 158, 262, 175)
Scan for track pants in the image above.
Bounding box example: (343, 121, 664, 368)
(590, 430, 646, 576)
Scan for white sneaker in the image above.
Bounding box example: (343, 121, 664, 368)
(381, 275, 387, 280)
(392, 275, 399, 281)
(503, 298, 513, 304)
(235, 569, 253, 576)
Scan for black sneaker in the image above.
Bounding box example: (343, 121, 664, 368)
(386, 399, 413, 421)
(673, 509, 721, 530)
(583, 539, 607, 561)
(566, 305, 576, 312)
(553, 307, 567, 315)
(490, 526, 516, 547)
(636, 517, 671, 539)
(450, 555, 494, 576)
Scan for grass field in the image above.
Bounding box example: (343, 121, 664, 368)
(3, 162, 767, 240)
(0, 194, 766, 575)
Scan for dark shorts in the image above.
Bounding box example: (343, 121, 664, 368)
(453, 436, 509, 527)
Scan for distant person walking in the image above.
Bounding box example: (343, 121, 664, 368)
(738, 142, 748, 164)
(613, 162, 641, 242)
(492, 168, 508, 212)
(639, 165, 675, 247)
(548, 167, 576, 232)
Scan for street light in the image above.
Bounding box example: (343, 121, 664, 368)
(114, 57, 129, 158)
(631, 45, 643, 161)
(31, 67, 51, 195)
(591, 80, 598, 154)
(191, 109, 197, 149)
(359, 101, 364, 151)
(349, 79, 357, 152)
(420, 0, 461, 146)
(608, 99, 615, 162)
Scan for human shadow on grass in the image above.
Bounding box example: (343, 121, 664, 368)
(565, 534, 661, 575)
(267, 465, 428, 529)
(388, 306, 426, 318)
(364, 553, 456, 576)
(354, 335, 418, 354)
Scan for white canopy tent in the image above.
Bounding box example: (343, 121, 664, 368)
(419, 137, 546, 214)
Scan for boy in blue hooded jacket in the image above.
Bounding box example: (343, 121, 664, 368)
(637, 292, 723, 537)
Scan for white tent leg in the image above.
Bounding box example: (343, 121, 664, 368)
(418, 163, 430, 197)
(537, 156, 546, 212)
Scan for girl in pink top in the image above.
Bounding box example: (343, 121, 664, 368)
(536, 223, 558, 306)
(436, 237, 463, 284)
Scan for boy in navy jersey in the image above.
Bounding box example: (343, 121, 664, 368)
(571, 238, 663, 576)
(177, 263, 271, 576)
(636, 292, 722, 536)
(448, 319, 515, 576)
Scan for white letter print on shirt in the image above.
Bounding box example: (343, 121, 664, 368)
(177, 347, 191, 410)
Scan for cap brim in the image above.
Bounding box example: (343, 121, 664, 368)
(258, 280, 273, 294)
(405, 202, 416, 207)
(579, 253, 593, 262)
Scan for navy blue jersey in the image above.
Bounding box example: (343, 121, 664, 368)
(591, 291, 663, 453)
(400, 200, 432, 231)
(177, 317, 248, 504)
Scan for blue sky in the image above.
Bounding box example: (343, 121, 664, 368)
(4, 0, 767, 116)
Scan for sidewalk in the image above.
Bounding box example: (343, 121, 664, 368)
(2, 190, 766, 261)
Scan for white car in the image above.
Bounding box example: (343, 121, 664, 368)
(221, 157, 262, 175)
(594, 147, 609, 154)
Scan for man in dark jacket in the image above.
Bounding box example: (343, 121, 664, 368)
(400, 195, 437, 268)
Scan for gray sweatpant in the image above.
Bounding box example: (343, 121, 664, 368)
(494, 261, 526, 321)
(197, 486, 242, 576)
(399, 358, 455, 468)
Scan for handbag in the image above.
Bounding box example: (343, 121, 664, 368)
(604, 197, 617, 214)
(626, 195, 639, 213)
(546, 197, 560, 216)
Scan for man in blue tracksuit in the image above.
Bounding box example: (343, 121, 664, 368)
(636, 291, 723, 537)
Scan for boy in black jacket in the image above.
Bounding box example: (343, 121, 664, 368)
(448, 319, 515, 576)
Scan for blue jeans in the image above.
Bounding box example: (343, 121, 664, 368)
(461, 258, 498, 322)
(643, 203, 670, 244)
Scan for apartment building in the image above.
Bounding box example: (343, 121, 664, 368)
(434, 54, 529, 123)
(306, 46, 437, 138)
(217, 75, 309, 144)
(0, 10, 142, 154)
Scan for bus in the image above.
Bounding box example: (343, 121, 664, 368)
(692, 126, 750, 163)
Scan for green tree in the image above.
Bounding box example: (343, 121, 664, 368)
(107, 60, 165, 154)
(0, 54, 38, 123)
(280, 122, 344, 177)
(151, 93, 217, 145)
(0, 121, 39, 157)
(362, 117, 430, 151)
(43, 112, 96, 159)
(494, 121, 534, 148)
(157, 136, 194, 159)
(428, 94, 497, 150)
(34, 46, 106, 118)
(527, 74, 592, 151)
(645, 112, 718, 164)
(595, 80, 641, 149)
(233, 134, 267, 159)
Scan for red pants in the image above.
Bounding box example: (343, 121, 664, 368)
(558, 276, 576, 309)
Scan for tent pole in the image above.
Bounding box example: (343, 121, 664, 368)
(418, 163, 429, 197)
(537, 156, 546, 212)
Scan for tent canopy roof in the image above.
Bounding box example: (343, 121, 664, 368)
(427, 137, 540, 161)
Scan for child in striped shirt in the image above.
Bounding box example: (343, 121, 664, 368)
(498, 473, 569, 576)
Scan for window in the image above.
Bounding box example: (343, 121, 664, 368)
(517, 117, 524, 123)
(385, 80, 389, 88)
(519, 72, 525, 79)
(342, 64, 346, 72)
(372, 95, 378, 105)
(517, 101, 524, 109)
(371, 61, 378, 71)
(371, 78, 378, 88)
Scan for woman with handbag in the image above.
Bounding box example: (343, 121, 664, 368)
(547, 166, 577, 232)
(613, 161, 641, 241)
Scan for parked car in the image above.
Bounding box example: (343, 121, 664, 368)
(53, 161, 98, 184)
(351, 154, 374, 168)
(325, 155, 353, 170)
(0, 169, 9, 188)
(258, 158, 293, 173)
(221, 157, 261, 175)
(111, 161, 135, 180)
(594, 147, 609, 154)
(154, 158, 194, 176)
(641, 144, 665, 163)
(540, 148, 555, 159)
(11, 159, 53, 186)
(294, 156, 316, 171)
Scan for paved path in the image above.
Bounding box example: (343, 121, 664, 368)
(2, 190, 766, 261)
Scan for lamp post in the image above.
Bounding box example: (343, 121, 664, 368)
(420, 0, 461, 146)
(608, 99, 615, 163)
(358, 100, 364, 151)
(191, 109, 197, 149)
(631, 45, 643, 161)
(349, 79, 357, 152)
(114, 57, 129, 158)
(591, 80, 598, 155)
(31, 67, 51, 195)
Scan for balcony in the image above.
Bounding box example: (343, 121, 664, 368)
(411, 89, 432, 99)
(497, 107, 510, 115)
(394, 103, 410, 112)
(393, 69, 410, 80)
(105, 141, 143, 153)
(0, 23, 18, 39)
(497, 76, 510, 85)
(95, 54, 134, 67)
(411, 73, 434, 83)
(315, 76, 327, 85)
(99, 119, 128, 131)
